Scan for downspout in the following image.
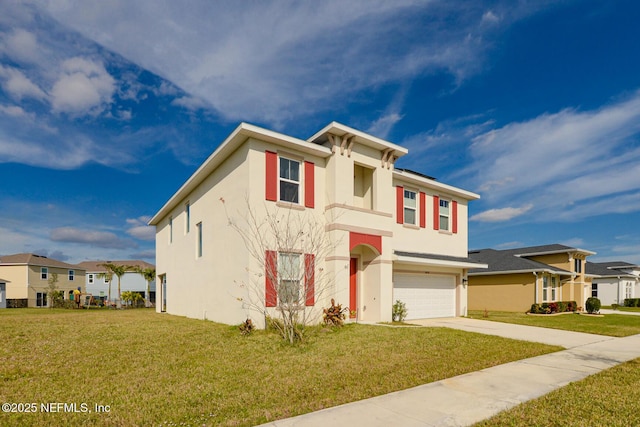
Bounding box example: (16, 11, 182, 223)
(533, 272, 538, 304)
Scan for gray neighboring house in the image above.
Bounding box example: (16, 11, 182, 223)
(586, 261, 640, 306)
(76, 260, 156, 304)
(0, 278, 8, 309)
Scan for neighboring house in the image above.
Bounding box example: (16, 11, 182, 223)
(0, 253, 86, 307)
(150, 122, 485, 326)
(467, 244, 595, 312)
(586, 261, 640, 306)
(76, 260, 156, 304)
(0, 278, 7, 309)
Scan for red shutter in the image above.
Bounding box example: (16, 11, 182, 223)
(452, 200, 458, 234)
(304, 161, 315, 208)
(304, 254, 315, 306)
(433, 195, 440, 230)
(265, 151, 277, 201)
(419, 192, 426, 228)
(396, 186, 404, 224)
(265, 250, 277, 307)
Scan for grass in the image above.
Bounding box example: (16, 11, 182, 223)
(474, 358, 640, 427)
(467, 310, 640, 337)
(0, 309, 560, 426)
(603, 305, 640, 312)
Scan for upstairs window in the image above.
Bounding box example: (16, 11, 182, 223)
(403, 190, 417, 225)
(439, 199, 450, 231)
(169, 216, 173, 244)
(41, 267, 48, 280)
(185, 202, 191, 234)
(574, 258, 582, 273)
(279, 157, 300, 203)
(68, 270, 75, 281)
(196, 222, 203, 258)
(88, 274, 94, 284)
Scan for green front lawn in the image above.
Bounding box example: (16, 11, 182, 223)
(0, 309, 560, 426)
(467, 310, 640, 337)
(603, 305, 640, 312)
(474, 358, 640, 427)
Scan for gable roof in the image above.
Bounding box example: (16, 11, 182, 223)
(468, 248, 573, 275)
(76, 260, 155, 272)
(0, 253, 85, 270)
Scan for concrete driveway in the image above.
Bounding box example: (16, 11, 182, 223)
(409, 316, 614, 348)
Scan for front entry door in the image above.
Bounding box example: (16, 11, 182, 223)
(349, 258, 357, 318)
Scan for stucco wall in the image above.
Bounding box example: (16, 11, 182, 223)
(468, 273, 536, 312)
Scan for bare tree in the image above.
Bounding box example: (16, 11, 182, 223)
(221, 197, 340, 343)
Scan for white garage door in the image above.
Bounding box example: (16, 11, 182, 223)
(393, 274, 456, 319)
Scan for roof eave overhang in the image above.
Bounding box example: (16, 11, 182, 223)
(515, 248, 596, 257)
(393, 169, 480, 201)
(308, 121, 408, 159)
(149, 123, 332, 225)
(469, 268, 573, 276)
(393, 254, 487, 270)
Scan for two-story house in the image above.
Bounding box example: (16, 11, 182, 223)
(467, 244, 595, 312)
(586, 261, 639, 306)
(0, 253, 86, 307)
(149, 122, 484, 326)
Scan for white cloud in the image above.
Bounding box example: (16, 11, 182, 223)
(465, 91, 640, 222)
(0, 65, 47, 101)
(126, 217, 155, 241)
(50, 227, 136, 249)
(171, 95, 209, 111)
(50, 57, 116, 115)
(0, 28, 40, 63)
(40, 1, 542, 126)
(470, 204, 533, 222)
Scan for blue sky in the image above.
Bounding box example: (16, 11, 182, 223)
(1, 0, 639, 265)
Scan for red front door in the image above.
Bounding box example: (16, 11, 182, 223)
(349, 257, 357, 318)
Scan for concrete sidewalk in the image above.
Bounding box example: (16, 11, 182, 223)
(258, 319, 640, 427)
(601, 308, 640, 316)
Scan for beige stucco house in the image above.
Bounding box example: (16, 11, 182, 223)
(149, 122, 485, 326)
(0, 253, 86, 307)
(467, 244, 595, 312)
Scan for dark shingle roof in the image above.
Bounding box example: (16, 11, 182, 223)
(586, 261, 638, 277)
(468, 248, 572, 275)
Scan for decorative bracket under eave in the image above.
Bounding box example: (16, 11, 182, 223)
(381, 148, 396, 169)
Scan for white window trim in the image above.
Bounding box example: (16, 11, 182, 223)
(169, 216, 173, 244)
(403, 189, 417, 226)
(439, 198, 451, 231)
(69, 270, 75, 281)
(278, 156, 301, 204)
(41, 267, 48, 280)
(278, 252, 302, 306)
(185, 202, 191, 234)
(88, 274, 94, 284)
(196, 222, 203, 258)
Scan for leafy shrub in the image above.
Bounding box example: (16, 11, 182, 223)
(612, 304, 620, 310)
(556, 301, 567, 313)
(624, 298, 640, 307)
(323, 299, 348, 327)
(529, 301, 578, 314)
(392, 300, 408, 322)
(585, 297, 601, 314)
